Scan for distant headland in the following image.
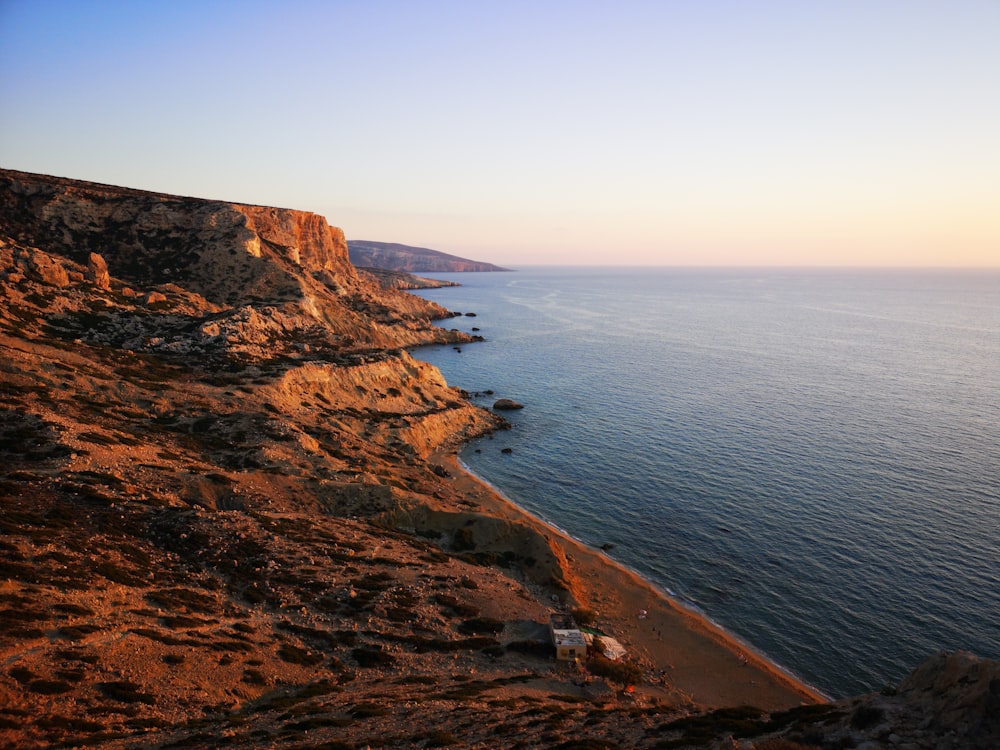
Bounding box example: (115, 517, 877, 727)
(348, 239, 512, 273)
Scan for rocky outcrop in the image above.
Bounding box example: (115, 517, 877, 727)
(86, 251, 110, 290)
(358, 265, 460, 290)
(348, 239, 511, 273)
(1, 170, 995, 750)
(0, 169, 471, 357)
(894, 651, 1000, 749)
(0, 170, 354, 300)
(493, 398, 524, 410)
(749, 651, 1000, 750)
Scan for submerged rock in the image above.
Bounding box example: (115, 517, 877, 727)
(493, 398, 524, 411)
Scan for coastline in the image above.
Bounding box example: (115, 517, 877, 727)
(432, 447, 827, 710)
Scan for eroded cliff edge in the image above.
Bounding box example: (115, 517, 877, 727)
(1, 170, 996, 750)
(0, 169, 582, 746)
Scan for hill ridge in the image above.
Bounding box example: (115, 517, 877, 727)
(348, 239, 511, 273)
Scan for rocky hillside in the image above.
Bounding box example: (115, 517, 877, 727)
(347, 240, 511, 273)
(1, 170, 996, 750)
(358, 265, 460, 291)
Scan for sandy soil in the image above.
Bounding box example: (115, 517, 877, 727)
(435, 451, 827, 711)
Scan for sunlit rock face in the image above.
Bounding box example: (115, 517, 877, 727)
(0, 169, 469, 354)
(0, 169, 354, 305)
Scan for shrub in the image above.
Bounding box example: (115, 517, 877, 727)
(145, 587, 217, 614)
(98, 680, 155, 705)
(431, 593, 479, 617)
(458, 617, 504, 636)
(350, 703, 390, 718)
(351, 573, 394, 591)
(422, 730, 458, 747)
(242, 669, 267, 685)
(585, 655, 643, 686)
(55, 667, 86, 683)
(8, 667, 35, 684)
(351, 646, 395, 668)
(28, 679, 74, 695)
(161, 615, 214, 629)
(277, 643, 323, 666)
(53, 603, 95, 616)
(850, 704, 884, 730)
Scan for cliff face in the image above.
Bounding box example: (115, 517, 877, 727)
(1, 170, 353, 298)
(0, 169, 466, 354)
(0, 170, 592, 748)
(1, 170, 995, 750)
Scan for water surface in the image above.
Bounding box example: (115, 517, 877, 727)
(412, 267, 1000, 698)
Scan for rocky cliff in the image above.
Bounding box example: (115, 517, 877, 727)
(1, 170, 466, 355)
(737, 650, 1000, 750)
(0, 170, 995, 750)
(347, 239, 511, 273)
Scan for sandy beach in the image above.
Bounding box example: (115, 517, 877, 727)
(435, 450, 827, 711)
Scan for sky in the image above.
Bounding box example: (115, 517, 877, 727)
(1, 1, 998, 267)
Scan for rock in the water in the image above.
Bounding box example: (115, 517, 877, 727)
(493, 398, 523, 411)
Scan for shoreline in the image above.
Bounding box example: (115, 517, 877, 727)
(432, 447, 828, 710)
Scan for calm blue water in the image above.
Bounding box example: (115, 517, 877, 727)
(410, 267, 1000, 699)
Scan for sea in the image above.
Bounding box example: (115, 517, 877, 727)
(408, 266, 1000, 700)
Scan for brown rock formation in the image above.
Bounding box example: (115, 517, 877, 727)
(0, 170, 584, 749)
(0, 169, 463, 355)
(1, 170, 994, 750)
(359, 265, 461, 290)
(744, 651, 1000, 750)
(86, 251, 110, 290)
(492, 398, 525, 410)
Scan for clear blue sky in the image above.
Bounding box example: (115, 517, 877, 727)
(2, 0, 998, 266)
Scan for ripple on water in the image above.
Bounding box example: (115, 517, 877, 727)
(412, 267, 1000, 697)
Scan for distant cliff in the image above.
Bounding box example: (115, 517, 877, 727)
(0, 169, 469, 354)
(348, 239, 511, 273)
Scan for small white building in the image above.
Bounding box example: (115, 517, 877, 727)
(549, 613, 587, 661)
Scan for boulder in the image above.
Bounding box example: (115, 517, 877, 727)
(87, 252, 111, 290)
(19, 248, 69, 287)
(493, 399, 524, 411)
